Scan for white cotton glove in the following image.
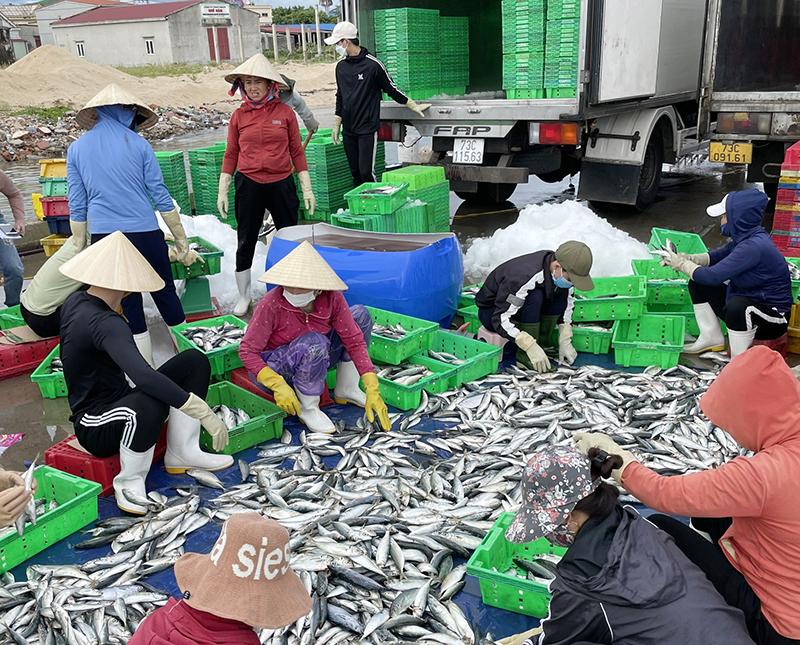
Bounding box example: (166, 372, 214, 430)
(515, 331, 551, 373)
(686, 252, 710, 267)
(573, 432, 638, 484)
(70, 220, 88, 252)
(161, 207, 203, 268)
(297, 170, 316, 215)
(661, 250, 700, 279)
(217, 173, 232, 219)
(332, 116, 342, 145)
(558, 323, 578, 365)
(406, 100, 431, 117)
(179, 393, 229, 452)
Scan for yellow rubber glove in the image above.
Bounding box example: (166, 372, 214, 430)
(257, 367, 301, 416)
(362, 372, 391, 431)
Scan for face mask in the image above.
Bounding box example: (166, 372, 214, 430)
(284, 289, 317, 308)
(552, 268, 573, 289)
(335, 44, 347, 57)
(721, 222, 731, 237)
(546, 523, 575, 547)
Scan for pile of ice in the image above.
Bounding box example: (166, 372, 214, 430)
(463, 200, 651, 283)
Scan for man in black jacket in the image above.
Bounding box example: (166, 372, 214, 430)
(325, 21, 430, 184)
(475, 241, 593, 372)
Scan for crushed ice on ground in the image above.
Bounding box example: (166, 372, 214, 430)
(463, 199, 651, 283)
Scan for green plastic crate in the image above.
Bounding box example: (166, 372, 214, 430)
(457, 305, 481, 334)
(409, 182, 451, 232)
(201, 381, 285, 454)
(612, 314, 686, 369)
(374, 355, 458, 410)
(787, 258, 800, 301)
(631, 259, 690, 307)
(428, 329, 501, 385)
(459, 283, 482, 308)
(573, 276, 647, 322)
(345, 182, 409, 215)
(374, 8, 440, 52)
(508, 88, 547, 99)
(545, 87, 577, 98)
(169, 236, 224, 280)
(171, 315, 247, 378)
(330, 211, 393, 232)
(367, 306, 439, 365)
(382, 165, 446, 191)
(572, 323, 615, 354)
(466, 512, 566, 618)
(0, 467, 101, 574)
(394, 199, 429, 233)
(547, 0, 580, 19)
(648, 228, 708, 255)
(180, 276, 213, 314)
(39, 177, 68, 197)
(0, 304, 23, 330)
(30, 344, 67, 399)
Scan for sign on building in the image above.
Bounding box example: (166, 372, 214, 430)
(201, 3, 232, 25)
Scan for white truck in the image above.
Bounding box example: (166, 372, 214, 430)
(344, 0, 709, 209)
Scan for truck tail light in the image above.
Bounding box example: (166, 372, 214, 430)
(529, 122, 579, 145)
(378, 122, 405, 142)
(717, 112, 772, 135)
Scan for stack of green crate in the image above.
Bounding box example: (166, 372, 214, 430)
(382, 165, 450, 232)
(188, 144, 236, 226)
(297, 136, 354, 222)
(375, 8, 441, 100)
(502, 0, 546, 98)
(544, 0, 580, 98)
(155, 151, 190, 216)
(439, 16, 470, 95)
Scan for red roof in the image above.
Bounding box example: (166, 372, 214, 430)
(53, 0, 200, 25)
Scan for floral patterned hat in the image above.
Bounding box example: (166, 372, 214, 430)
(506, 445, 599, 544)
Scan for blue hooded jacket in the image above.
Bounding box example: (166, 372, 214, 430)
(67, 105, 173, 235)
(693, 189, 793, 313)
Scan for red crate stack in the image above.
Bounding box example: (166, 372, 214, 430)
(0, 338, 59, 380)
(771, 142, 800, 257)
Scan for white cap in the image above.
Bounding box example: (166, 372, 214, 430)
(324, 21, 358, 45)
(706, 195, 728, 217)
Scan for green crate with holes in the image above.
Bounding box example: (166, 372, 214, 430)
(612, 314, 686, 369)
(573, 276, 647, 322)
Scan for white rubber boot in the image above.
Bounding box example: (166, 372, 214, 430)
(296, 392, 336, 434)
(164, 408, 233, 474)
(233, 270, 251, 317)
(683, 303, 725, 354)
(114, 445, 155, 515)
(133, 331, 154, 367)
(728, 328, 757, 358)
(333, 361, 366, 407)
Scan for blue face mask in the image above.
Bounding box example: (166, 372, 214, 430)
(553, 269, 573, 289)
(721, 221, 732, 237)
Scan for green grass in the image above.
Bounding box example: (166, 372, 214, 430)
(117, 63, 215, 78)
(1, 106, 72, 120)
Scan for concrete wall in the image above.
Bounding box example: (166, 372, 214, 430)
(53, 19, 172, 65)
(168, 3, 260, 64)
(36, 1, 94, 45)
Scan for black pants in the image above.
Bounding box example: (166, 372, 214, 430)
(343, 132, 378, 185)
(689, 281, 788, 340)
(91, 230, 184, 335)
(234, 172, 299, 272)
(20, 302, 61, 338)
(649, 514, 798, 645)
(74, 349, 210, 457)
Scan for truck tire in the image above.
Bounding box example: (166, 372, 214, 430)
(455, 182, 517, 205)
(634, 132, 664, 211)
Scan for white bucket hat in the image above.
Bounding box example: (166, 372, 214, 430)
(259, 241, 347, 291)
(324, 21, 358, 45)
(706, 194, 728, 217)
(76, 83, 158, 130)
(224, 53, 289, 88)
(59, 231, 165, 293)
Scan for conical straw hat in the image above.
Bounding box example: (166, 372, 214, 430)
(77, 83, 158, 130)
(259, 241, 347, 291)
(224, 53, 289, 88)
(59, 231, 165, 293)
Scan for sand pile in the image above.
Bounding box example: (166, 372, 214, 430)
(0, 46, 336, 111)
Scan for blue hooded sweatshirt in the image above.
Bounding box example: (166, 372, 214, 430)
(693, 188, 793, 312)
(67, 105, 173, 235)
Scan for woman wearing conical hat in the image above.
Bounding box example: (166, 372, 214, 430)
(67, 83, 202, 366)
(239, 242, 390, 434)
(217, 53, 316, 318)
(58, 232, 232, 515)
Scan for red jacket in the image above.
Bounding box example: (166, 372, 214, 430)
(622, 346, 800, 639)
(221, 100, 308, 184)
(240, 288, 374, 377)
(128, 598, 259, 645)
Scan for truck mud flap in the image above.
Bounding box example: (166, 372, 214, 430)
(444, 164, 529, 185)
(577, 161, 641, 205)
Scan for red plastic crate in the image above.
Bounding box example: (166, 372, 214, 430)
(185, 297, 222, 323)
(229, 367, 334, 408)
(777, 188, 800, 205)
(40, 197, 70, 217)
(772, 211, 800, 233)
(784, 141, 800, 166)
(0, 338, 59, 380)
(45, 427, 167, 496)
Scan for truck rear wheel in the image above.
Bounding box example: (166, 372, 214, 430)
(455, 182, 517, 205)
(634, 132, 664, 211)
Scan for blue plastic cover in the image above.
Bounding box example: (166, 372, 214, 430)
(265, 225, 464, 326)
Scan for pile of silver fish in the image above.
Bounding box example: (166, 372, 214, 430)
(460, 285, 481, 298)
(373, 323, 408, 340)
(376, 364, 433, 386)
(11, 458, 38, 537)
(212, 404, 251, 430)
(0, 492, 208, 644)
(49, 358, 63, 374)
(182, 322, 244, 352)
(428, 350, 465, 366)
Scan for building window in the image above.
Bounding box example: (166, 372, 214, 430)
(75, 42, 85, 57)
(145, 38, 154, 55)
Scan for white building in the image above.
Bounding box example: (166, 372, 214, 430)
(35, 0, 121, 46)
(243, 3, 270, 26)
(51, 0, 260, 67)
